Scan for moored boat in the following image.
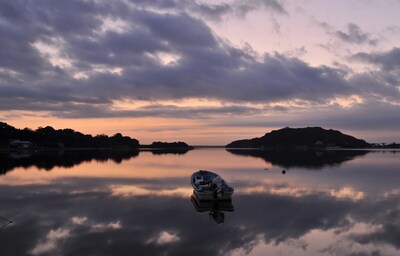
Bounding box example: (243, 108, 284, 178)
(190, 170, 234, 200)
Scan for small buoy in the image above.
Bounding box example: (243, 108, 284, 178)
(282, 170, 286, 174)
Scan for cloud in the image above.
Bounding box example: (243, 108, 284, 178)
(71, 216, 88, 225)
(0, 0, 398, 133)
(352, 48, 400, 71)
(329, 187, 365, 201)
(128, 0, 287, 20)
(146, 231, 181, 245)
(234, 0, 287, 17)
(54, 104, 263, 119)
(91, 221, 122, 232)
(190, 2, 232, 21)
(30, 228, 71, 255)
(2, 168, 400, 256)
(217, 97, 400, 136)
(335, 23, 377, 45)
(110, 184, 191, 198)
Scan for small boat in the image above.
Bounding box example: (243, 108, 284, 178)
(190, 170, 234, 201)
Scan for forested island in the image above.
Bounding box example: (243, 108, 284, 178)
(0, 122, 139, 149)
(140, 142, 194, 154)
(141, 141, 194, 149)
(226, 127, 399, 149)
(0, 122, 195, 150)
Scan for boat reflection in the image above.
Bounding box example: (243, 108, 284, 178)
(190, 193, 234, 224)
(0, 215, 13, 230)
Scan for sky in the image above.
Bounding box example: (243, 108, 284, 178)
(0, 0, 400, 145)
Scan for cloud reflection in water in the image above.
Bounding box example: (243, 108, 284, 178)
(0, 149, 399, 255)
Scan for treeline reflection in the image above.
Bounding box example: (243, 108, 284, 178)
(1, 148, 377, 175)
(226, 149, 369, 169)
(0, 148, 191, 174)
(141, 148, 192, 155)
(0, 150, 140, 174)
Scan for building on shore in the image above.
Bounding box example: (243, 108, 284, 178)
(9, 140, 35, 149)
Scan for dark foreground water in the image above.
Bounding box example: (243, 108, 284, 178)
(0, 149, 400, 256)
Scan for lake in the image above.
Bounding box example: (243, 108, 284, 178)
(0, 149, 400, 256)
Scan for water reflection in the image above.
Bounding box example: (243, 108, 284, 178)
(0, 215, 13, 230)
(226, 149, 369, 169)
(141, 148, 193, 155)
(190, 194, 234, 224)
(0, 148, 194, 175)
(0, 150, 139, 174)
(0, 149, 399, 255)
(1, 178, 399, 255)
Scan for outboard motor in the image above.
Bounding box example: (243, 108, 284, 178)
(210, 210, 225, 224)
(211, 175, 224, 198)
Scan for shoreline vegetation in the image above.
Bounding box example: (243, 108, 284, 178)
(1, 122, 139, 149)
(0, 122, 194, 151)
(140, 141, 194, 150)
(1, 122, 399, 150)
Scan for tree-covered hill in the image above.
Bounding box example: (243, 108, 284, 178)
(144, 141, 193, 149)
(226, 127, 370, 149)
(0, 122, 139, 149)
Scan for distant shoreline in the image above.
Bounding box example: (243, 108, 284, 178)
(2, 122, 399, 151)
(1, 147, 400, 152)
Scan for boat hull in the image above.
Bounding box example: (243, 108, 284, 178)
(191, 170, 234, 201)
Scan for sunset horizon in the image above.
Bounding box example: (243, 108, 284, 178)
(1, 1, 400, 254)
(1, 0, 399, 145)
(2, 120, 397, 146)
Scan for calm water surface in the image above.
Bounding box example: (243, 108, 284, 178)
(0, 149, 400, 256)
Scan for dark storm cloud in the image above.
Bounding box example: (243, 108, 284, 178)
(0, 0, 397, 121)
(83, 51, 350, 104)
(335, 23, 377, 45)
(349, 71, 400, 101)
(0, 10, 49, 76)
(135, 11, 218, 48)
(352, 48, 400, 71)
